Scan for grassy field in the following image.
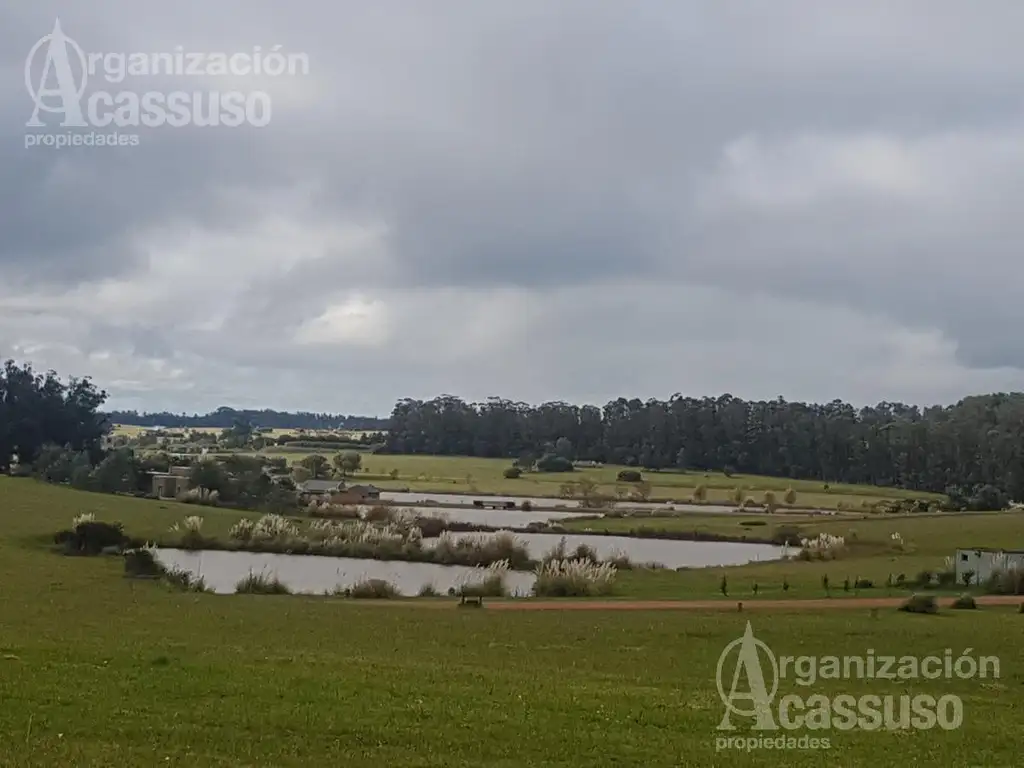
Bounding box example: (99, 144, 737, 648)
(117, 420, 949, 510)
(1, 476, 1023, 765)
(568, 509, 1024, 599)
(227, 451, 942, 511)
(12, 472, 1013, 601)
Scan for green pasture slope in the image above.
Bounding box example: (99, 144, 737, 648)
(0, 477, 1022, 766)
(567, 507, 1024, 599)
(215, 450, 944, 511)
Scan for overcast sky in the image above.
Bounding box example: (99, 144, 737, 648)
(3, 2, 1024, 415)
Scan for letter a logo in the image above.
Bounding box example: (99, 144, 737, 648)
(716, 621, 780, 730)
(25, 18, 89, 127)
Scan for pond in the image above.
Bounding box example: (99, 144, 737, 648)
(398, 505, 595, 528)
(436, 532, 788, 570)
(154, 548, 537, 596)
(379, 491, 582, 508)
(379, 491, 743, 515)
(614, 502, 739, 514)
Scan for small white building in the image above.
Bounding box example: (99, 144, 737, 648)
(955, 548, 1024, 586)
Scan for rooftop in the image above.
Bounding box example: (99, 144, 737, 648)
(298, 479, 345, 493)
(956, 547, 1024, 555)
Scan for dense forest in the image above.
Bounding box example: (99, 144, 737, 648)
(384, 394, 1024, 499)
(104, 406, 388, 431)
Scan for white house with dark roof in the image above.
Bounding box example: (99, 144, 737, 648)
(955, 548, 1024, 585)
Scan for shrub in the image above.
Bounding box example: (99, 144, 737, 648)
(773, 526, 801, 546)
(503, 467, 522, 479)
(459, 561, 511, 597)
(64, 520, 127, 554)
(347, 578, 399, 599)
(692, 484, 707, 502)
(163, 567, 211, 593)
(915, 570, 934, 588)
(730, 487, 743, 505)
(616, 469, 642, 483)
(951, 593, 977, 610)
(72, 512, 96, 528)
(536, 453, 573, 472)
(796, 533, 846, 561)
(124, 546, 162, 577)
(414, 516, 449, 538)
(430, 531, 531, 570)
(899, 594, 938, 614)
(723, 466, 736, 478)
(169, 516, 206, 550)
(181, 487, 221, 506)
(984, 568, 1024, 595)
(604, 550, 635, 570)
(307, 501, 362, 520)
(532, 559, 616, 597)
(740, 520, 767, 527)
(520, 500, 532, 511)
(235, 571, 291, 594)
(228, 517, 256, 542)
(417, 583, 440, 597)
(854, 578, 873, 589)
(362, 505, 395, 523)
(763, 490, 777, 509)
(783, 488, 797, 505)
(570, 543, 600, 563)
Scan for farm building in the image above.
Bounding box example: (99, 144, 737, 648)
(151, 473, 189, 499)
(955, 548, 1024, 585)
(297, 479, 346, 498)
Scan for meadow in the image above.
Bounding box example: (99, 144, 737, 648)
(568, 508, 1024, 599)
(214, 449, 942, 511)
(1, 476, 1023, 764)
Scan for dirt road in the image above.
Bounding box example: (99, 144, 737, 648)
(484, 595, 1023, 611)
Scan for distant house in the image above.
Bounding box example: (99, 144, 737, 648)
(151, 472, 189, 499)
(297, 479, 346, 498)
(955, 548, 1024, 585)
(330, 484, 381, 504)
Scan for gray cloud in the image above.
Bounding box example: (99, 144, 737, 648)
(3, 0, 1024, 412)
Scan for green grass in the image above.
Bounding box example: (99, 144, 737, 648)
(209, 451, 945, 511)
(7, 475, 1015, 601)
(0, 476, 1023, 764)
(570, 509, 1024, 600)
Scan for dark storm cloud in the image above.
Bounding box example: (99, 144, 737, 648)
(3, 0, 1024, 408)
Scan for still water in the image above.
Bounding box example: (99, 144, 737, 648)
(155, 548, 537, 596)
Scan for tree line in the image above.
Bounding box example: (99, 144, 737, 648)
(104, 406, 389, 431)
(0, 360, 108, 472)
(7, 353, 1024, 505)
(384, 394, 1024, 501)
